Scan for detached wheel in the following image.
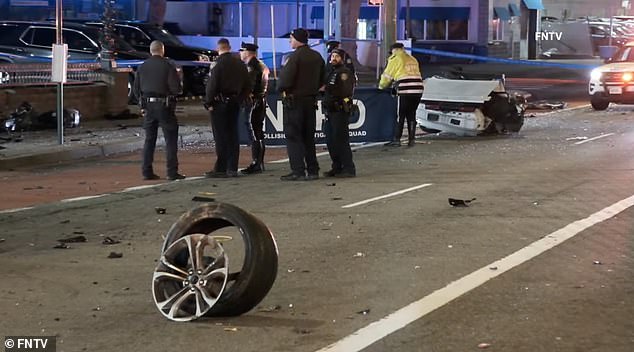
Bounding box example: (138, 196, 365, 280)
(152, 203, 278, 320)
(590, 95, 609, 111)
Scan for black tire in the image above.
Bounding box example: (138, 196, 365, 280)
(161, 203, 278, 316)
(420, 126, 441, 134)
(590, 95, 609, 111)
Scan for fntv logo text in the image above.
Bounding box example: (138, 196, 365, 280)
(535, 31, 563, 40)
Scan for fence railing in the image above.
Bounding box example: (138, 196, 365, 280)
(0, 63, 131, 87)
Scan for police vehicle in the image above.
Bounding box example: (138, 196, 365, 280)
(589, 42, 634, 110)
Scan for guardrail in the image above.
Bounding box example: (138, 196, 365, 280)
(0, 62, 132, 87)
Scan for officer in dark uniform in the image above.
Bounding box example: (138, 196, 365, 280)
(133, 40, 184, 181)
(322, 49, 356, 178)
(277, 28, 325, 181)
(326, 40, 355, 75)
(239, 42, 269, 175)
(204, 38, 251, 178)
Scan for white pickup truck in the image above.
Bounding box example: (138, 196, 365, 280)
(589, 42, 634, 110)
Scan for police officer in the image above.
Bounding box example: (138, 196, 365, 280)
(133, 40, 184, 181)
(204, 38, 251, 178)
(323, 49, 356, 178)
(277, 28, 326, 181)
(379, 43, 424, 147)
(326, 40, 355, 75)
(239, 42, 269, 175)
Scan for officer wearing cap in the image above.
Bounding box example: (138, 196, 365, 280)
(379, 42, 424, 147)
(133, 40, 184, 181)
(326, 40, 355, 75)
(203, 38, 251, 178)
(277, 28, 326, 181)
(239, 42, 269, 174)
(323, 48, 356, 178)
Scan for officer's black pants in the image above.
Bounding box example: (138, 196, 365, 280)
(210, 101, 240, 174)
(324, 111, 355, 173)
(142, 102, 179, 177)
(395, 94, 422, 140)
(245, 97, 266, 142)
(283, 96, 319, 176)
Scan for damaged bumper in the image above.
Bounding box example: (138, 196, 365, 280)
(416, 77, 525, 137)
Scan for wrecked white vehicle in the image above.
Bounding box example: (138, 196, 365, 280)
(416, 77, 525, 137)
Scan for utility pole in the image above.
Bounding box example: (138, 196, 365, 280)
(380, 0, 397, 64)
(55, 0, 64, 145)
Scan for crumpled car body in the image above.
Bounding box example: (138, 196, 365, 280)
(416, 77, 525, 137)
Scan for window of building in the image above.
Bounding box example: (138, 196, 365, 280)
(400, 7, 470, 41)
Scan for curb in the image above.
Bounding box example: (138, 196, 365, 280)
(0, 130, 214, 170)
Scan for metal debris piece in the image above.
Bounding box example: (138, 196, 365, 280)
(58, 235, 87, 243)
(154, 207, 167, 214)
(53, 243, 71, 249)
(191, 196, 216, 202)
(526, 100, 567, 110)
(448, 197, 477, 207)
(353, 252, 366, 258)
(258, 305, 282, 313)
(287, 269, 295, 273)
(223, 327, 238, 332)
(107, 252, 123, 259)
(356, 309, 371, 315)
(102, 237, 121, 245)
(593, 260, 603, 265)
(478, 343, 491, 349)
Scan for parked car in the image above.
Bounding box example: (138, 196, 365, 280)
(63, 19, 216, 96)
(0, 21, 149, 61)
(588, 41, 634, 110)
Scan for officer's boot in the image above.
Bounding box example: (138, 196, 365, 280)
(258, 141, 266, 171)
(407, 120, 417, 147)
(385, 119, 404, 147)
(241, 142, 263, 174)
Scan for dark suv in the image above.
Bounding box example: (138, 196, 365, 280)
(66, 20, 215, 96)
(0, 21, 149, 61)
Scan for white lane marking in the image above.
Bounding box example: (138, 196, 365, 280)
(269, 142, 385, 164)
(316, 193, 634, 352)
(574, 133, 615, 145)
(0, 207, 34, 214)
(342, 183, 433, 209)
(123, 184, 164, 192)
(60, 194, 108, 203)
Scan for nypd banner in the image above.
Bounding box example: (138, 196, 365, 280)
(239, 88, 397, 145)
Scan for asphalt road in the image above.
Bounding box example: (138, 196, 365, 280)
(0, 105, 633, 352)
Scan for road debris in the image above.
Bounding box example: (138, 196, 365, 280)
(293, 328, 311, 334)
(258, 305, 282, 313)
(331, 197, 343, 200)
(223, 327, 239, 332)
(192, 196, 216, 202)
(526, 100, 567, 110)
(287, 268, 295, 273)
(326, 183, 336, 187)
(0, 238, 5, 243)
(356, 309, 371, 315)
(154, 207, 167, 215)
(57, 235, 87, 243)
(566, 136, 588, 141)
(593, 260, 603, 265)
(489, 266, 498, 271)
(53, 243, 71, 249)
(107, 252, 123, 259)
(353, 252, 366, 258)
(102, 237, 121, 245)
(23, 186, 44, 191)
(478, 342, 491, 349)
(448, 197, 476, 207)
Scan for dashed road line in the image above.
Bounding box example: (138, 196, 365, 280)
(342, 183, 433, 208)
(316, 193, 634, 352)
(574, 133, 615, 145)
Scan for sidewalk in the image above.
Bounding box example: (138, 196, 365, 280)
(0, 103, 213, 170)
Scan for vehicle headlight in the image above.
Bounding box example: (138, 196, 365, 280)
(590, 69, 602, 80)
(197, 54, 210, 62)
(623, 72, 633, 82)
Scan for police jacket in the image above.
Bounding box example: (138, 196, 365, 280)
(247, 57, 269, 98)
(378, 49, 424, 95)
(277, 45, 325, 97)
(133, 55, 182, 99)
(323, 64, 355, 113)
(205, 52, 251, 105)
